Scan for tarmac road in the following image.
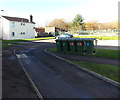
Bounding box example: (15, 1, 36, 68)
(16, 42, 119, 99)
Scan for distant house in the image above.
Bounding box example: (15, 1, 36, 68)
(35, 27, 49, 37)
(35, 27, 60, 37)
(45, 27, 60, 33)
(0, 15, 35, 40)
(35, 28, 45, 33)
(45, 27, 60, 36)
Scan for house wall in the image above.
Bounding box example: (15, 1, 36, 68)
(0, 17, 2, 39)
(0, 16, 35, 40)
(45, 27, 55, 33)
(35, 28, 45, 33)
(9, 21, 35, 40)
(2, 17, 10, 40)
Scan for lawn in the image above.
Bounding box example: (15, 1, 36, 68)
(70, 60, 119, 83)
(2, 39, 29, 47)
(24, 37, 55, 41)
(2, 37, 55, 43)
(2, 37, 55, 47)
(94, 49, 120, 59)
(2, 39, 27, 44)
(49, 48, 120, 60)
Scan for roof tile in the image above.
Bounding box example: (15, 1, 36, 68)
(2, 16, 29, 22)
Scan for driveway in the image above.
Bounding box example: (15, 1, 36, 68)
(15, 41, 119, 98)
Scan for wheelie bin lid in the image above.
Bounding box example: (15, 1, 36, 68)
(55, 38, 61, 42)
(74, 38, 85, 41)
(60, 38, 68, 41)
(68, 38, 75, 42)
(83, 38, 96, 41)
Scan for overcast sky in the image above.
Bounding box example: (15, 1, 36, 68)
(0, 0, 118, 27)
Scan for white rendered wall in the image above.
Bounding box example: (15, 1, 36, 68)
(0, 17, 2, 39)
(9, 21, 35, 40)
(45, 27, 55, 33)
(2, 17, 10, 40)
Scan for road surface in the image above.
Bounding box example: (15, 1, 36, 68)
(16, 41, 119, 99)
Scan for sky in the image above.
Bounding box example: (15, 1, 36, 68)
(0, 0, 119, 27)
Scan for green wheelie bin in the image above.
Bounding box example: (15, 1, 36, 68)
(56, 39, 63, 52)
(75, 38, 85, 54)
(84, 38, 96, 54)
(61, 38, 69, 52)
(68, 38, 76, 53)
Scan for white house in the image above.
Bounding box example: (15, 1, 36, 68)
(0, 15, 35, 40)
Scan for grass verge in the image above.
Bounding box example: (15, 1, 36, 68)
(2, 37, 55, 47)
(2, 37, 55, 43)
(94, 49, 120, 59)
(49, 48, 120, 60)
(70, 60, 119, 83)
(24, 37, 55, 41)
(2, 43, 29, 47)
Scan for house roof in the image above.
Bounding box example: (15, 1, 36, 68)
(2, 16, 29, 23)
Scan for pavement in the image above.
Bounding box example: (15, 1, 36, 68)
(96, 40, 119, 47)
(2, 48, 39, 99)
(52, 52, 119, 66)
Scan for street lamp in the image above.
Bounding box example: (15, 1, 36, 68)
(1, 10, 4, 40)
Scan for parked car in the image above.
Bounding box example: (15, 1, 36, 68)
(55, 33, 73, 39)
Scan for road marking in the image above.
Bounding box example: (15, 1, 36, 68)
(16, 54, 28, 58)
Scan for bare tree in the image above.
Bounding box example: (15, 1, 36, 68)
(48, 19, 68, 31)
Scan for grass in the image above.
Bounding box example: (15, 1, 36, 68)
(2, 39, 30, 47)
(2, 43, 29, 47)
(2, 37, 55, 43)
(74, 36, 119, 40)
(70, 60, 119, 83)
(49, 48, 120, 60)
(2, 39, 27, 44)
(49, 48, 58, 53)
(94, 49, 120, 59)
(2, 44, 15, 47)
(24, 37, 55, 41)
(2, 37, 55, 47)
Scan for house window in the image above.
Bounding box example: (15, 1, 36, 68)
(21, 32, 25, 35)
(21, 23, 25, 25)
(12, 32, 15, 36)
(12, 22, 15, 27)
